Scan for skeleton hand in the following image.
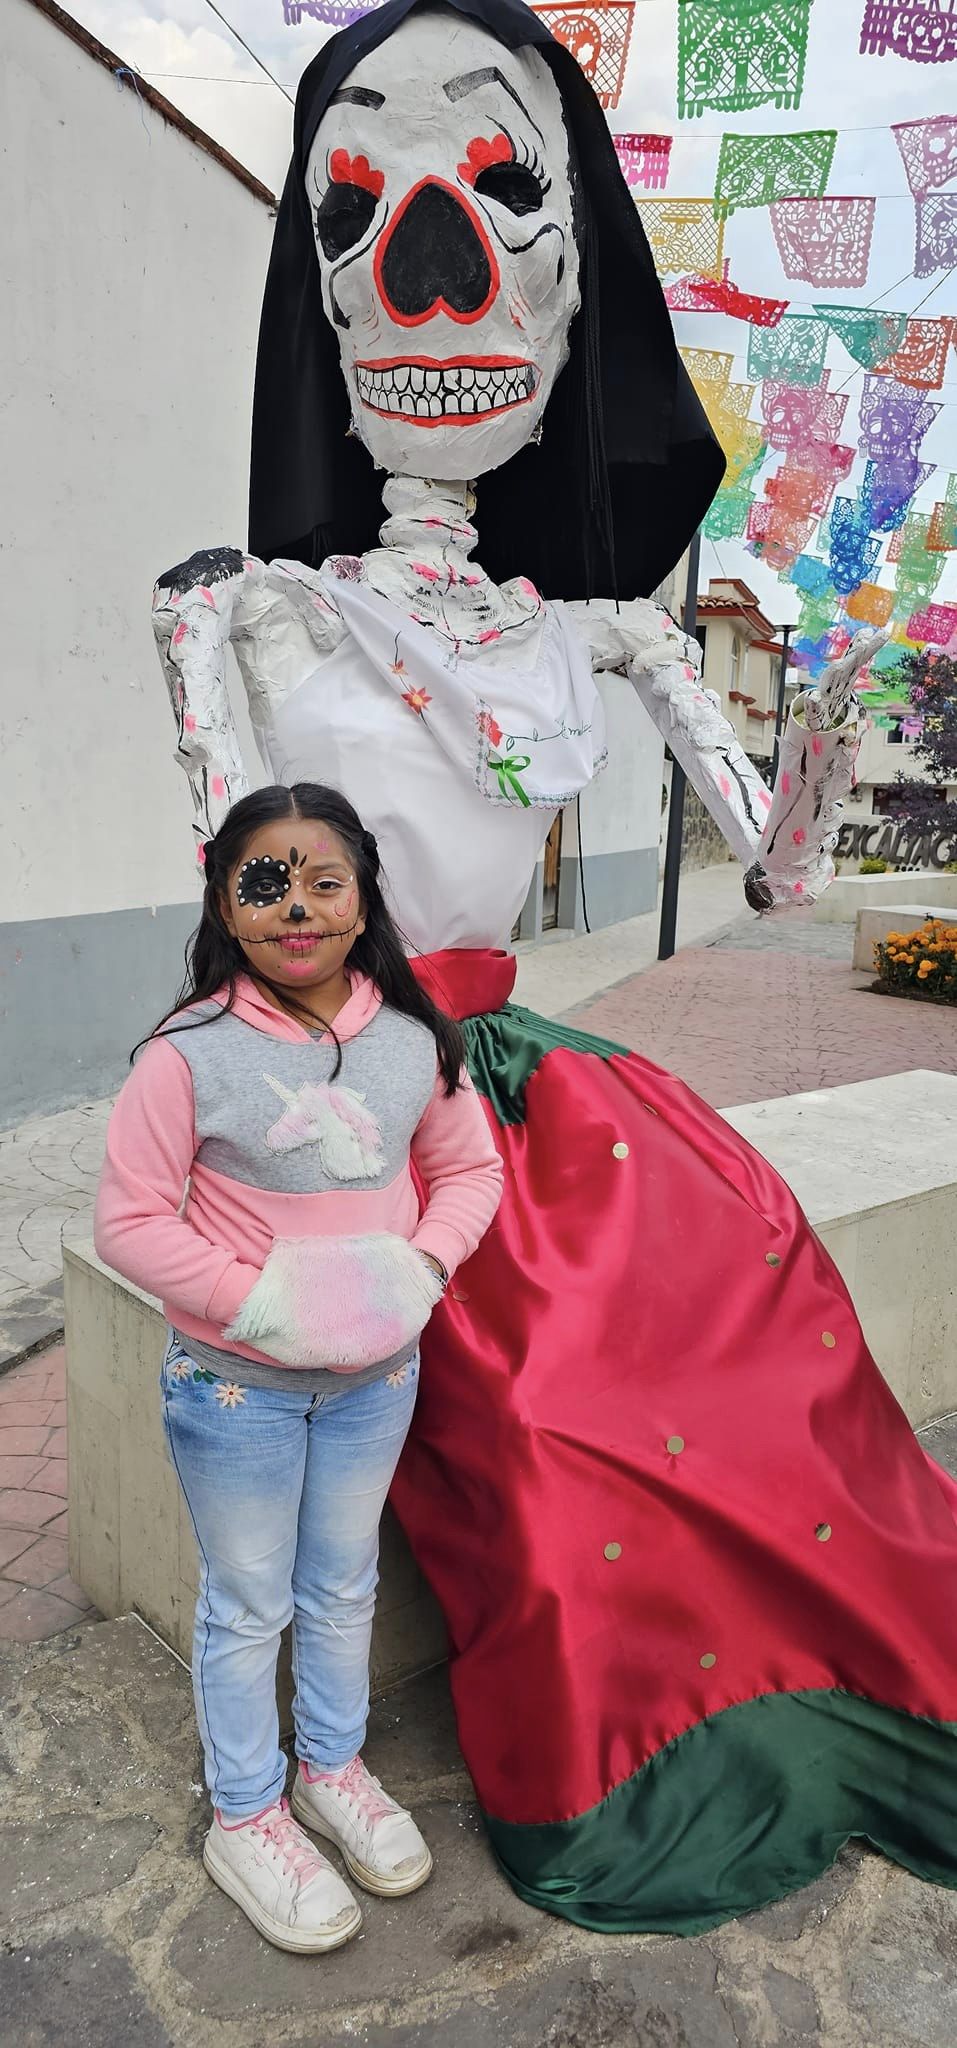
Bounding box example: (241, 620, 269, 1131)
(744, 628, 889, 912)
(152, 548, 346, 851)
(805, 627, 891, 732)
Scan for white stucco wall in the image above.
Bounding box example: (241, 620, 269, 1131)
(577, 678, 665, 862)
(1, 0, 274, 926)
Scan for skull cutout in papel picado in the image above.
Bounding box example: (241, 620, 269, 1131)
(306, 13, 581, 477)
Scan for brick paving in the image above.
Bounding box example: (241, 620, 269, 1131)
(0, 1345, 97, 1643)
(571, 917, 957, 1110)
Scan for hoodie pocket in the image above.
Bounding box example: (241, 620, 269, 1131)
(224, 1232, 443, 1372)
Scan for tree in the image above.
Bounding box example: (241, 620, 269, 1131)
(888, 649, 957, 835)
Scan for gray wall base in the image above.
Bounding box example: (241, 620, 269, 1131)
(1, 904, 199, 1127)
(558, 846, 658, 936)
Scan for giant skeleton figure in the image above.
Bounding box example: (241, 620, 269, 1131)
(154, 10, 880, 922)
(151, 0, 957, 1939)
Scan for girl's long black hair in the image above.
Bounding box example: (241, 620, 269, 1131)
(137, 784, 466, 1093)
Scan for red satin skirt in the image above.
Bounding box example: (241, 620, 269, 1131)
(397, 949, 957, 1934)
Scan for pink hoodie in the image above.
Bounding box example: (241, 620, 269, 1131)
(95, 973, 502, 1372)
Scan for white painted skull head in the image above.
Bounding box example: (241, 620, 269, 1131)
(306, 9, 581, 478)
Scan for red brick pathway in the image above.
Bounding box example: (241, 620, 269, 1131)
(574, 949, 957, 1110)
(0, 1346, 97, 1642)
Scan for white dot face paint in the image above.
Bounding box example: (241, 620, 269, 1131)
(236, 856, 292, 909)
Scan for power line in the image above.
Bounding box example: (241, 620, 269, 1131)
(196, 0, 295, 104)
(143, 69, 299, 87)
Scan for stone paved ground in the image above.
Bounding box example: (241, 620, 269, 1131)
(2, 1571, 957, 2048)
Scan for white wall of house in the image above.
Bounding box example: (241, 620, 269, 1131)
(557, 679, 665, 931)
(1, 0, 274, 1121)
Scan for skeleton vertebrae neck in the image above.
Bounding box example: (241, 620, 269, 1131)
(354, 474, 546, 661)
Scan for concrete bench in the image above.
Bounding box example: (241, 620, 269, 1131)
(852, 904, 957, 974)
(722, 1069, 957, 1428)
(65, 1066, 957, 1675)
(814, 871, 957, 925)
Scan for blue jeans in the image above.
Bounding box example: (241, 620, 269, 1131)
(160, 1339, 418, 1819)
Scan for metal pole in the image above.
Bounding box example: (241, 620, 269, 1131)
(770, 624, 792, 783)
(658, 529, 702, 961)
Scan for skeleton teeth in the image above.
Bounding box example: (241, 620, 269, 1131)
(356, 360, 538, 421)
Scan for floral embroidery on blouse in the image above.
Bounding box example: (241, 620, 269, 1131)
(402, 686, 432, 715)
(476, 709, 503, 747)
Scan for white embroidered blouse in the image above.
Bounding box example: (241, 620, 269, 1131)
(153, 476, 875, 951)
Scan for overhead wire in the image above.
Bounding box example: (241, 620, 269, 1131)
(195, 0, 296, 103)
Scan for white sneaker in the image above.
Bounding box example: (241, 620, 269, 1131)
(291, 1756, 433, 1898)
(203, 1798, 362, 1953)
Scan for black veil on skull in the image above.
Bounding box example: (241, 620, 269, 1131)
(249, 0, 724, 599)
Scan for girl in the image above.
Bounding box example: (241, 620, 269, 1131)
(94, 783, 503, 1954)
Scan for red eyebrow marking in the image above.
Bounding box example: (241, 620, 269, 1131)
(330, 149, 384, 200)
(458, 133, 512, 185)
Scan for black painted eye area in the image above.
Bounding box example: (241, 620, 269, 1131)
(314, 183, 378, 261)
(236, 857, 291, 909)
(473, 162, 546, 218)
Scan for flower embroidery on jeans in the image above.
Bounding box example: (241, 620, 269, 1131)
(386, 1367, 409, 1388)
(214, 1382, 246, 1409)
(169, 1359, 191, 1382)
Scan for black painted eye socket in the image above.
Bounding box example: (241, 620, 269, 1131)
(314, 183, 378, 261)
(236, 857, 291, 909)
(473, 162, 545, 217)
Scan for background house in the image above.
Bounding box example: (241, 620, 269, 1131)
(695, 578, 792, 769)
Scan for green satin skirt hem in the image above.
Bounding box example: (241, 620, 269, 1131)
(482, 1687, 957, 1936)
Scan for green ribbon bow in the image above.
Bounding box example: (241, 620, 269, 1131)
(489, 753, 532, 807)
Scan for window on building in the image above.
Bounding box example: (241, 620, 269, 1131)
(872, 784, 910, 818)
(729, 636, 741, 693)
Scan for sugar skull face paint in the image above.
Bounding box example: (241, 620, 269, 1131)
(224, 821, 367, 1001)
(236, 856, 291, 908)
(306, 13, 581, 480)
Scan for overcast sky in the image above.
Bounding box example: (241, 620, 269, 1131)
(73, 0, 956, 621)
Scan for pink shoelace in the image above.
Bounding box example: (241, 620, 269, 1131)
(319, 1757, 397, 1826)
(249, 1800, 328, 1882)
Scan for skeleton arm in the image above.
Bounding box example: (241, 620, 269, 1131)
(152, 547, 347, 855)
(568, 599, 887, 909)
